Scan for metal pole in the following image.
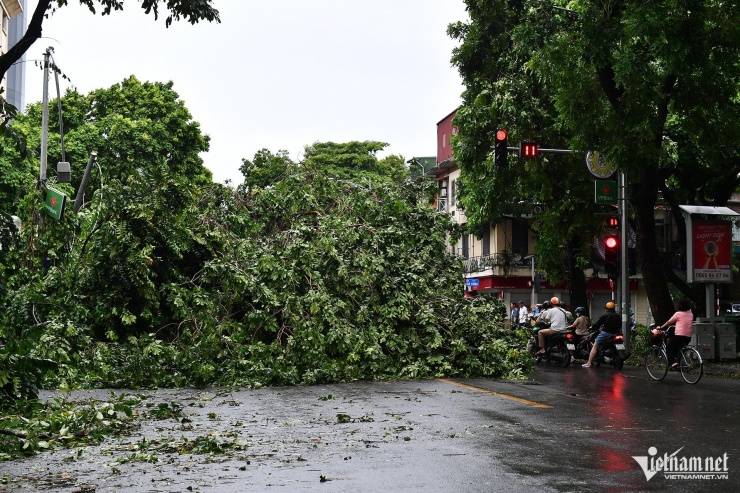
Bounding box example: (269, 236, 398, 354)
(73, 152, 97, 213)
(530, 257, 536, 310)
(39, 48, 51, 183)
(619, 171, 631, 350)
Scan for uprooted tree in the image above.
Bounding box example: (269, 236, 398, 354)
(1, 77, 532, 402)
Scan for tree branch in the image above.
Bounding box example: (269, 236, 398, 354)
(0, 0, 53, 83)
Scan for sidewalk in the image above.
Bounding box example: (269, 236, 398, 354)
(702, 360, 740, 378)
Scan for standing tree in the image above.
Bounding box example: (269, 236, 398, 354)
(449, 0, 740, 322)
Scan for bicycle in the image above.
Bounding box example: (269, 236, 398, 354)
(644, 324, 703, 384)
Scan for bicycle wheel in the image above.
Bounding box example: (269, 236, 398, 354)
(645, 346, 668, 381)
(679, 346, 703, 384)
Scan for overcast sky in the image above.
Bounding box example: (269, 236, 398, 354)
(22, 1, 468, 184)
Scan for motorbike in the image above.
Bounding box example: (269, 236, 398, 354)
(565, 330, 595, 362)
(527, 325, 571, 367)
(580, 330, 627, 369)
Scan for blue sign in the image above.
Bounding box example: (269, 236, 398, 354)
(465, 278, 480, 287)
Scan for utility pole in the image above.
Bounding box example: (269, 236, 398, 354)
(619, 171, 631, 351)
(39, 48, 51, 183)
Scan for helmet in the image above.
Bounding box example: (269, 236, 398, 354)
(605, 301, 616, 310)
(542, 301, 552, 309)
(550, 297, 559, 306)
(575, 306, 586, 316)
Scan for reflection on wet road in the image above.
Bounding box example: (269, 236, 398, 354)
(1, 366, 738, 492)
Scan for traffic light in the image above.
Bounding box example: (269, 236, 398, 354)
(494, 129, 508, 167)
(534, 272, 543, 293)
(520, 141, 538, 159)
(604, 217, 620, 280)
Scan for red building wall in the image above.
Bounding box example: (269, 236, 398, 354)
(437, 109, 458, 164)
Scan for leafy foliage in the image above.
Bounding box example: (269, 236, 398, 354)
(0, 76, 533, 417)
(449, 0, 740, 319)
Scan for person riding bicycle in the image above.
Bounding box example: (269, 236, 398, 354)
(582, 301, 621, 368)
(658, 298, 694, 370)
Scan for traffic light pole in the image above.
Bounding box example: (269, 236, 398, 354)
(619, 171, 631, 351)
(498, 141, 633, 345)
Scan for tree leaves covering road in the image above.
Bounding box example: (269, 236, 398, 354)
(0, 76, 531, 448)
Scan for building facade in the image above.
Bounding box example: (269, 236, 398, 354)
(4, 0, 26, 110)
(430, 108, 638, 320)
(1, 0, 24, 107)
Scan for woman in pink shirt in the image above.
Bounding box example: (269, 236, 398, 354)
(659, 298, 694, 370)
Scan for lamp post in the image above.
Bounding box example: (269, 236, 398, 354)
(524, 255, 535, 309)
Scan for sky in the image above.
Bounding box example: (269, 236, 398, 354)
(22, 1, 469, 184)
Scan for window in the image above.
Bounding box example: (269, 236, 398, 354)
(442, 133, 447, 149)
(481, 223, 490, 256)
(512, 219, 529, 256)
(461, 232, 470, 259)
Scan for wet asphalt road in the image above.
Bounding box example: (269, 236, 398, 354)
(1, 364, 739, 492)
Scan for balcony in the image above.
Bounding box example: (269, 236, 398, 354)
(462, 253, 531, 276)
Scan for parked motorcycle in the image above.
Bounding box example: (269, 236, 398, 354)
(527, 326, 571, 367)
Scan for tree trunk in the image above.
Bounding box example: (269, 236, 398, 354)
(632, 171, 675, 323)
(566, 240, 588, 311)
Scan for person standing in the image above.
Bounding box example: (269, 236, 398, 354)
(658, 298, 694, 370)
(510, 302, 519, 329)
(517, 300, 529, 328)
(583, 301, 621, 368)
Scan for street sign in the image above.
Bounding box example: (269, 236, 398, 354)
(594, 180, 618, 204)
(465, 278, 480, 288)
(586, 151, 616, 178)
(45, 187, 67, 221)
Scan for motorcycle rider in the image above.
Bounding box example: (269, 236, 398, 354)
(566, 306, 591, 362)
(536, 297, 569, 354)
(582, 301, 621, 368)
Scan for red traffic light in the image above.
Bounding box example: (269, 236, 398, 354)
(520, 141, 538, 158)
(605, 235, 618, 249)
(495, 129, 508, 142)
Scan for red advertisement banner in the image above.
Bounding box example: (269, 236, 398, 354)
(692, 221, 732, 282)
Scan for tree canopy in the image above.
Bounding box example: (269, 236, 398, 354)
(449, 0, 740, 321)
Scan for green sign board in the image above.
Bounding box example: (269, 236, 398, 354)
(45, 187, 67, 221)
(594, 180, 617, 205)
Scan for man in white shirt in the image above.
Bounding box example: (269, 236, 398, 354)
(537, 297, 569, 353)
(517, 300, 529, 328)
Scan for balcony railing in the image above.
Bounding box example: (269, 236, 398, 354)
(462, 253, 531, 275)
